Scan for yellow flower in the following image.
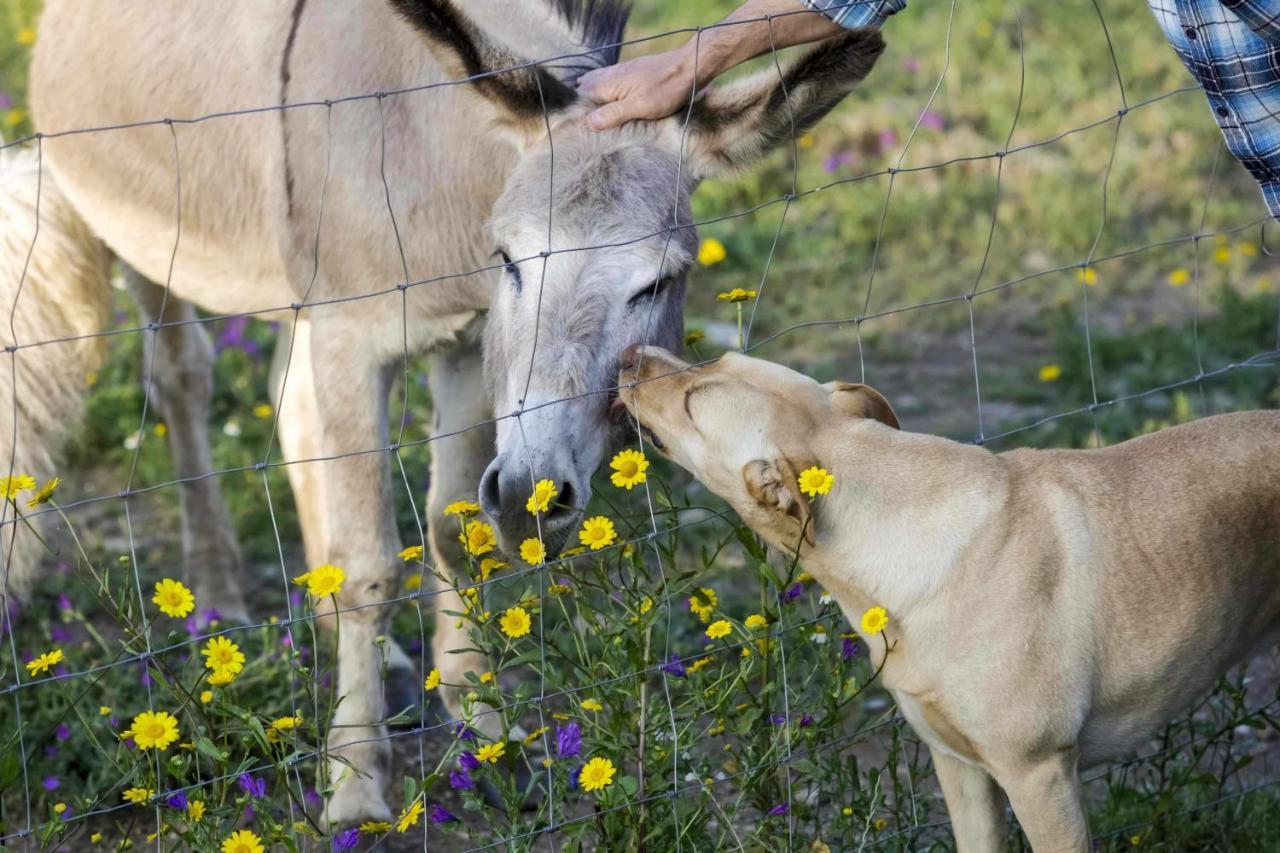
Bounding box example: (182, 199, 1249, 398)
(562, 546, 587, 557)
(398, 544, 424, 561)
(90, 832, 103, 843)
(797, 466, 834, 498)
(500, 606, 532, 638)
(705, 620, 732, 640)
(1241, 241, 1259, 257)
(741, 647, 751, 658)
(716, 287, 757, 303)
(684, 329, 705, 346)
(745, 614, 769, 631)
(404, 574, 422, 591)
(689, 588, 717, 622)
(479, 557, 507, 581)
(519, 537, 546, 565)
(873, 817, 888, 831)
(579, 756, 617, 792)
(16, 27, 36, 46)
(26, 477, 60, 509)
(295, 563, 344, 598)
(153, 422, 168, 438)
(861, 606, 889, 636)
(443, 500, 481, 517)
(841, 806, 854, 817)
(131, 710, 180, 751)
(269, 714, 303, 735)
(459, 519, 496, 556)
(200, 690, 213, 704)
(99, 705, 111, 716)
(53, 802, 67, 815)
(526, 479, 558, 514)
(1038, 364, 1062, 383)
(208, 669, 236, 686)
(638, 596, 653, 615)
(396, 797, 424, 833)
(152, 578, 195, 618)
(697, 237, 727, 266)
(1076, 266, 1098, 285)
(609, 448, 649, 490)
(202, 636, 245, 675)
(1168, 268, 1190, 287)
(1130, 834, 1143, 847)
(547, 583, 572, 596)
(360, 821, 392, 833)
(221, 829, 264, 853)
(122, 787, 153, 805)
(797, 133, 815, 149)
(187, 800, 205, 822)
(479, 671, 495, 684)
(581, 699, 603, 712)
(25, 648, 63, 677)
(578, 516, 617, 550)
(811, 842, 831, 853)
(0, 474, 35, 500)
(1214, 246, 1232, 265)
(424, 668, 441, 691)
(252, 403, 273, 419)
(523, 725, 549, 745)
(3, 109, 25, 129)
(476, 741, 506, 763)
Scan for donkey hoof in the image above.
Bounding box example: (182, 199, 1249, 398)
(324, 774, 392, 826)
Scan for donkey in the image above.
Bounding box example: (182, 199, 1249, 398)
(10, 0, 885, 823)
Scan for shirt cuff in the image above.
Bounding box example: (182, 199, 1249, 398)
(800, 0, 905, 29)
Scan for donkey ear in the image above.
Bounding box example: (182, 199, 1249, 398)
(389, 0, 579, 134)
(743, 459, 815, 547)
(681, 29, 885, 180)
(823, 381, 899, 429)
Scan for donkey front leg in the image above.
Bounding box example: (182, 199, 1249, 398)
(425, 336, 499, 738)
(124, 268, 248, 623)
(294, 321, 401, 825)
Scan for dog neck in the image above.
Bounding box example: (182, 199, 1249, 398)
(786, 420, 1008, 626)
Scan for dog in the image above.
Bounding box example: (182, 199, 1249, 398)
(617, 345, 1280, 852)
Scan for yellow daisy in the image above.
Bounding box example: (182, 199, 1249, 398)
(152, 578, 195, 618)
(744, 614, 769, 631)
(208, 668, 237, 686)
(579, 756, 617, 792)
(1076, 266, 1098, 285)
(861, 606, 889, 636)
(525, 479, 558, 515)
(698, 238, 727, 267)
(130, 710, 180, 751)
(443, 500, 481, 517)
(459, 520, 496, 556)
(479, 557, 507, 581)
(716, 287, 757, 303)
(199, 691, 213, 704)
(578, 516, 617, 551)
(221, 829, 264, 853)
(26, 477, 60, 509)
(361, 821, 392, 833)
(396, 797, 424, 833)
(1167, 268, 1190, 287)
(295, 563, 344, 598)
(500, 606, 532, 638)
(609, 449, 649, 490)
(423, 668, 441, 691)
(547, 583, 572, 596)
(122, 787, 153, 805)
(1038, 364, 1062, 383)
(476, 741, 506, 763)
(201, 636, 245, 676)
(705, 620, 732, 640)
(581, 698, 603, 712)
(187, 800, 205, 822)
(25, 648, 63, 677)
(0, 474, 35, 500)
(797, 466, 834, 498)
(398, 544, 424, 562)
(688, 588, 717, 622)
(520, 538, 546, 565)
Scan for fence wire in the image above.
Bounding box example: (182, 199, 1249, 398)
(0, 1, 1278, 850)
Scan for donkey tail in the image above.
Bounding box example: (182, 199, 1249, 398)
(0, 145, 112, 598)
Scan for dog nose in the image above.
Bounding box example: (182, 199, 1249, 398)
(620, 343, 646, 372)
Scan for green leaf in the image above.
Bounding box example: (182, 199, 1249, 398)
(194, 737, 228, 762)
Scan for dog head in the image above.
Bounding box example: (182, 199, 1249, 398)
(617, 347, 897, 549)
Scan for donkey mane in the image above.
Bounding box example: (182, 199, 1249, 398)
(550, 0, 631, 66)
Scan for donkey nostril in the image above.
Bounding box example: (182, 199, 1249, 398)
(479, 465, 502, 514)
(548, 481, 575, 519)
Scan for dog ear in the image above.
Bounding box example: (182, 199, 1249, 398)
(823, 382, 899, 429)
(742, 459, 815, 547)
(680, 29, 885, 181)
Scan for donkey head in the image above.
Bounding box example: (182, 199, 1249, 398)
(391, 0, 884, 553)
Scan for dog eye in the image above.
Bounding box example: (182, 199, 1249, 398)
(495, 249, 522, 294)
(627, 275, 673, 307)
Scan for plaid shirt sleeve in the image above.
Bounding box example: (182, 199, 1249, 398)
(1149, 1, 1280, 219)
(800, 0, 905, 30)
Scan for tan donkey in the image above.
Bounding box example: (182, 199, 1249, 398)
(617, 345, 1280, 852)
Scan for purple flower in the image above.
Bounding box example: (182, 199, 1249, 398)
(555, 722, 582, 759)
(781, 583, 804, 604)
(332, 828, 360, 851)
(822, 151, 856, 173)
(799, 714, 814, 728)
(50, 626, 71, 644)
(568, 764, 581, 791)
(428, 804, 457, 824)
(56, 594, 72, 612)
(767, 802, 790, 817)
(454, 722, 476, 742)
(877, 129, 899, 153)
(243, 804, 257, 823)
(238, 773, 266, 798)
(44, 745, 58, 759)
(458, 752, 481, 772)
(55, 724, 70, 742)
(166, 791, 188, 810)
(139, 667, 153, 688)
(289, 590, 304, 608)
(918, 110, 945, 131)
(448, 769, 474, 790)
(305, 787, 323, 806)
(902, 57, 921, 74)
(42, 775, 59, 791)
(842, 637, 859, 660)
(660, 654, 687, 678)
(770, 714, 787, 725)
(0, 92, 11, 110)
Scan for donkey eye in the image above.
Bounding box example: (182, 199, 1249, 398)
(626, 275, 673, 307)
(495, 249, 522, 294)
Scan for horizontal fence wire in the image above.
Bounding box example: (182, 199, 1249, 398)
(1, 0, 1277, 849)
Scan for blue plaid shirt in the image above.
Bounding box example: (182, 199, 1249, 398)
(804, 0, 1280, 219)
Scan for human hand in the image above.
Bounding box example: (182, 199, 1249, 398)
(576, 47, 700, 130)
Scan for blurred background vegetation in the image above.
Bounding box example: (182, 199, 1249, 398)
(2, 1, 1279, 848)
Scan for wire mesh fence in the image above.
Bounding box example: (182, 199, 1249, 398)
(0, 1, 1278, 850)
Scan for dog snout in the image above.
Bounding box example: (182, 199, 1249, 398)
(619, 345, 684, 381)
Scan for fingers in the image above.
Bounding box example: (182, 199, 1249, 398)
(587, 100, 637, 131)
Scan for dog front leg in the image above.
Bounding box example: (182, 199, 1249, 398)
(1000, 751, 1090, 852)
(931, 750, 1007, 852)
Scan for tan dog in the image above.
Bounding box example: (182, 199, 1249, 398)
(617, 346, 1280, 852)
